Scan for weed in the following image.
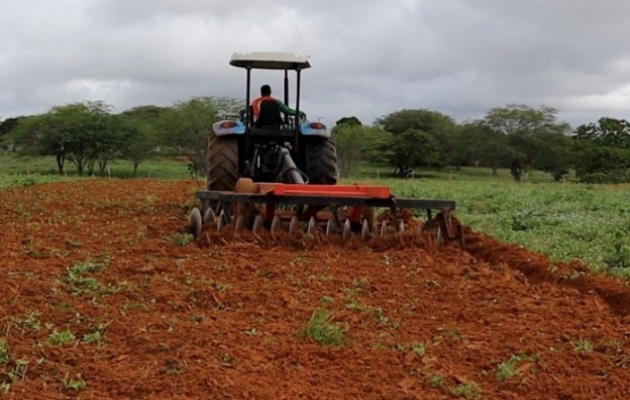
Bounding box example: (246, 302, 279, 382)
(320, 295, 335, 304)
(65, 261, 106, 295)
(451, 381, 482, 399)
(62, 373, 86, 391)
(82, 331, 102, 344)
(213, 281, 233, 293)
(301, 309, 346, 346)
(496, 353, 537, 381)
(190, 314, 203, 323)
(163, 360, 186, 375)
(412, 343, 426, 356)
(0, 339, 10, 364)
(373, 307, 389, 325)
(11, 310, 42, 333)
(244, 328, 260, 336)
(48, 329, 76, 345)
(174, 233, 193, 246)
(573, 338, 594, 353)
(429, 374, 443, 388)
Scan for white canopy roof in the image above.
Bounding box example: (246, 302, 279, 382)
(229, 52, 311, 70)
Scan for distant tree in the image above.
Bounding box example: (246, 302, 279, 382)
(11, 101, 127, 175)
(157, 96, 242, 176)
(331, 124, 387, 177)
(11, 113, 68, 174)
(480, 104, 572, 181)
(385, 129, 441, 175)
(335, 116, 362, 127)
(374, 108, 458, 172)
(573, 117, 630, 182)
(121, 105, 169, 122)
(0, 117, 23, 150)
(458, 121, 510, 175)
(116, 115, 158, 175)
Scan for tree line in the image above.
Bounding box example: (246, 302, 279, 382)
(332, 104, 630, 183)
(1, 98, 629, 183)
(0, 97, 241, 177)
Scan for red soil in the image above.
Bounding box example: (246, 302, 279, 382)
(1, 179, 630, 399)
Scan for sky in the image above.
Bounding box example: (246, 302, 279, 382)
(1, 0, 630, 127)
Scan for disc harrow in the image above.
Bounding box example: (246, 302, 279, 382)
(186, 179, 465, 249)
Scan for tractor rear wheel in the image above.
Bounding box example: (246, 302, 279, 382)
(207, 133, 239, 192)
(305, 136, 338, 184)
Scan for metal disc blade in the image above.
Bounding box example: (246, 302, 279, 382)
(397, 220, 405, 233)
(271, 216, 282, 232)
(188, 207, 202, 239)
(217, 210, 226, 231)
(342, 219, 351, 241)
(326, 218, 335, 237)
(234, 215, 245, 231)
(203, 208, 216, 224)
(289, 216, 300, 236)
(361, 219, 371, 242)
(380, 221, 387, 238)
(307, 217, 317, 235)
(436, 225, 443, 247)
(253, 215, 264, 232)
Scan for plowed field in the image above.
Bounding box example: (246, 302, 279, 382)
(1, 179, 630, 399)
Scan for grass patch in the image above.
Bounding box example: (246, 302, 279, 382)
(301, 309, 346, 346)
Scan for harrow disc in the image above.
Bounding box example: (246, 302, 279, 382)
(187, 207, 202, 239)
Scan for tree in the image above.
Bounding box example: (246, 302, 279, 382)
(117, 115, 158, 175)
(0, 117, 23, 150)
(375, 108, 459, 168)
(10, 101, 127, 175)
(11, 113, 68, 174)
(157, 96, 241, 176)
(458, 121, 510, 175)
(335, 116, 362, 127)
(573, 117, 630, 182)
(480, 104, 572, 181)
(331, 123, 387, 177)
(385, 129, 441, 175)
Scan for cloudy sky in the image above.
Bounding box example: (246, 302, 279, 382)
(1, 0, 630, 127)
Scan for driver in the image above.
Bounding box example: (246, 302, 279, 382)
(251, 84, 305, 122)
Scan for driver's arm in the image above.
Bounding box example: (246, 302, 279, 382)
(277, 101, 305, 117)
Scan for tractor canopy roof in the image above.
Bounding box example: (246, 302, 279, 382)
(229, 52, 311, 70)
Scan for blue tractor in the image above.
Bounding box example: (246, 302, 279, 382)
(207, 52, 338, 193)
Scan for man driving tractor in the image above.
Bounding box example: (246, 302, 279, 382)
(251, 84, 305, 127)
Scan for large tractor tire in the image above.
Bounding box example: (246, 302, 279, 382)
(305, 136, 338, 184)
(207, 133, 239, 192)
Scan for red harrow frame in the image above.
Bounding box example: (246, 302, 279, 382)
(187, 180, 464, 247)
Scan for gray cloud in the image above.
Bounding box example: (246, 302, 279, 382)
(1, 0, 630, 127)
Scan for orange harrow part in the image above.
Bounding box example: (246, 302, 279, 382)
(256, 183, 392, 199)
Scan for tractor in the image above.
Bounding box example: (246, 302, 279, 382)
(207, 51, 337, 193)
(186, 51, 463, 246)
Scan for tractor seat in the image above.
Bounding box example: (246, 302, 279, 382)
(255, 99, 283, 129)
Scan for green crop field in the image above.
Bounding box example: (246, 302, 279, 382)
(2, 154, 630, 279)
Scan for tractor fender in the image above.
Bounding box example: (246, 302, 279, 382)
(300, 121, 331, 137)
(212, 120, 246, 136)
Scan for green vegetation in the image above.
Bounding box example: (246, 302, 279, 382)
(301, 309, 346, 346)
(344, 172, 630, 277)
